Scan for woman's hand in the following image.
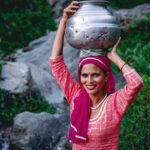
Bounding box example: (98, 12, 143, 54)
(62, 1, 80, 21)
(107, 37, 121, 62)
(107, 37, 133, 73)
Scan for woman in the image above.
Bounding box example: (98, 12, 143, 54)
(50, 1, 143, 149)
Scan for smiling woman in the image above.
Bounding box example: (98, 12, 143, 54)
(80, 63, 107, 98)
(79, 59, 109, 102)
(49, 1, 144, 149)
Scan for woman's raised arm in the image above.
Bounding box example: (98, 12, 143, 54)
(51, 1, 79, 58)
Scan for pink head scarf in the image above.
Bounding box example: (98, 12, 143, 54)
(78, 55, 115, 94)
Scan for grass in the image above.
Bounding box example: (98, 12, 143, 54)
(0, 89, 56, 126)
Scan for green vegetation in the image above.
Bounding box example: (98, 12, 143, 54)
(112, 15, 150, 75)
(0, 0, 57, 127)
(119, 75, 150, 149)
(117, 16, 150, 149)
(0, 0, 56, 57)
(0, 89, 56, 125)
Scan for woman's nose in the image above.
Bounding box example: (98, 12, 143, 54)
(88, 76, 93, 83)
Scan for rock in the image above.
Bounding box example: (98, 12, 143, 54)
(0, 127, 11, 150)
(14, 32, 80, 104)
(54, 136, 72, 150)
(114, 4, 150, 25)
(28, 63, 63, 103)
(10, 112, 70, 150)
(47, 0, 58, 6)
(0, 31, 80, 103)
(47, 0, 69, 18)
(0, 62, 30, 94)
(53, 100, 70, 127)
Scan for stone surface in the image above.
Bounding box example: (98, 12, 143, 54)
(0, 62, 30, 94)
(0, 102, 71, 150)
(47, 0, 69, 18)
(114, 4, 150, 25)
(0, 127, 11, 150)
(10, 112, 70, 150)
(0, 32, 80, 104)
(14, 32, 80, 103)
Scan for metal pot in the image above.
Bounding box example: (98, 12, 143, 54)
(65, 0, 120, 50)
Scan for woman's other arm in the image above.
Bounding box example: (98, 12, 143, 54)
(107, 38, 144, 116)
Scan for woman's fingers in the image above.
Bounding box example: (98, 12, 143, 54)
(63, 1, 79, 19)
(112, 37, 121, 52)
(114, 37, 121, 48)
(68, 1, 79, 11)
(71, 1, 79, 5)
(71, 5, 80, 10)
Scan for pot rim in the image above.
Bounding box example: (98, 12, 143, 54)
(78, 0, 110, 6)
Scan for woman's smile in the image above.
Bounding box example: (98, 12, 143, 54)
(86, 84, 97, 90)
(80, 64, 108, 96)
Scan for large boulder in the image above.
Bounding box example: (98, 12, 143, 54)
(0, 62, 30, 94)
(14, 32, 80, 103)
(0, 32, 80, 104)
(115, 4, 150, 25)
(10, 112, 71, 150)
(47, 0, 69, 18)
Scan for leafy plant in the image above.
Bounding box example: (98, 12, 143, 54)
(112, 15, 150, 149)
(0, 89, 56, 125)
(112, 15, 150, 75)
(119, 75, 150, 149)
(0, 0, 56, 57)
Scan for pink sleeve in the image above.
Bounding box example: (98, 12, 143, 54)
(114, 70, 144, 116)
(49, 56, 81, 104)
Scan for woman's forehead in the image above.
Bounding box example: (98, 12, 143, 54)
(81, 64, 102, 72)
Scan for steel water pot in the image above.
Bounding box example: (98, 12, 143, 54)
(65, 0, 120, 50)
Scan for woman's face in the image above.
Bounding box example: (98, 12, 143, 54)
(80, 64, 108, 96)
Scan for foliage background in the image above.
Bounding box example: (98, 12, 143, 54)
(0, 0, 150, 149)
(0, 0, 56, 57)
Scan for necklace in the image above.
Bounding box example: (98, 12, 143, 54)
(90, 94, 107, 110)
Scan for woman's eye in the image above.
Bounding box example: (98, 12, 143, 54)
(93, 73, 100, 77)
(81, 74, 88, 78)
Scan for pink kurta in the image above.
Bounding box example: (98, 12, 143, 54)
(49, 56, 143, 150)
